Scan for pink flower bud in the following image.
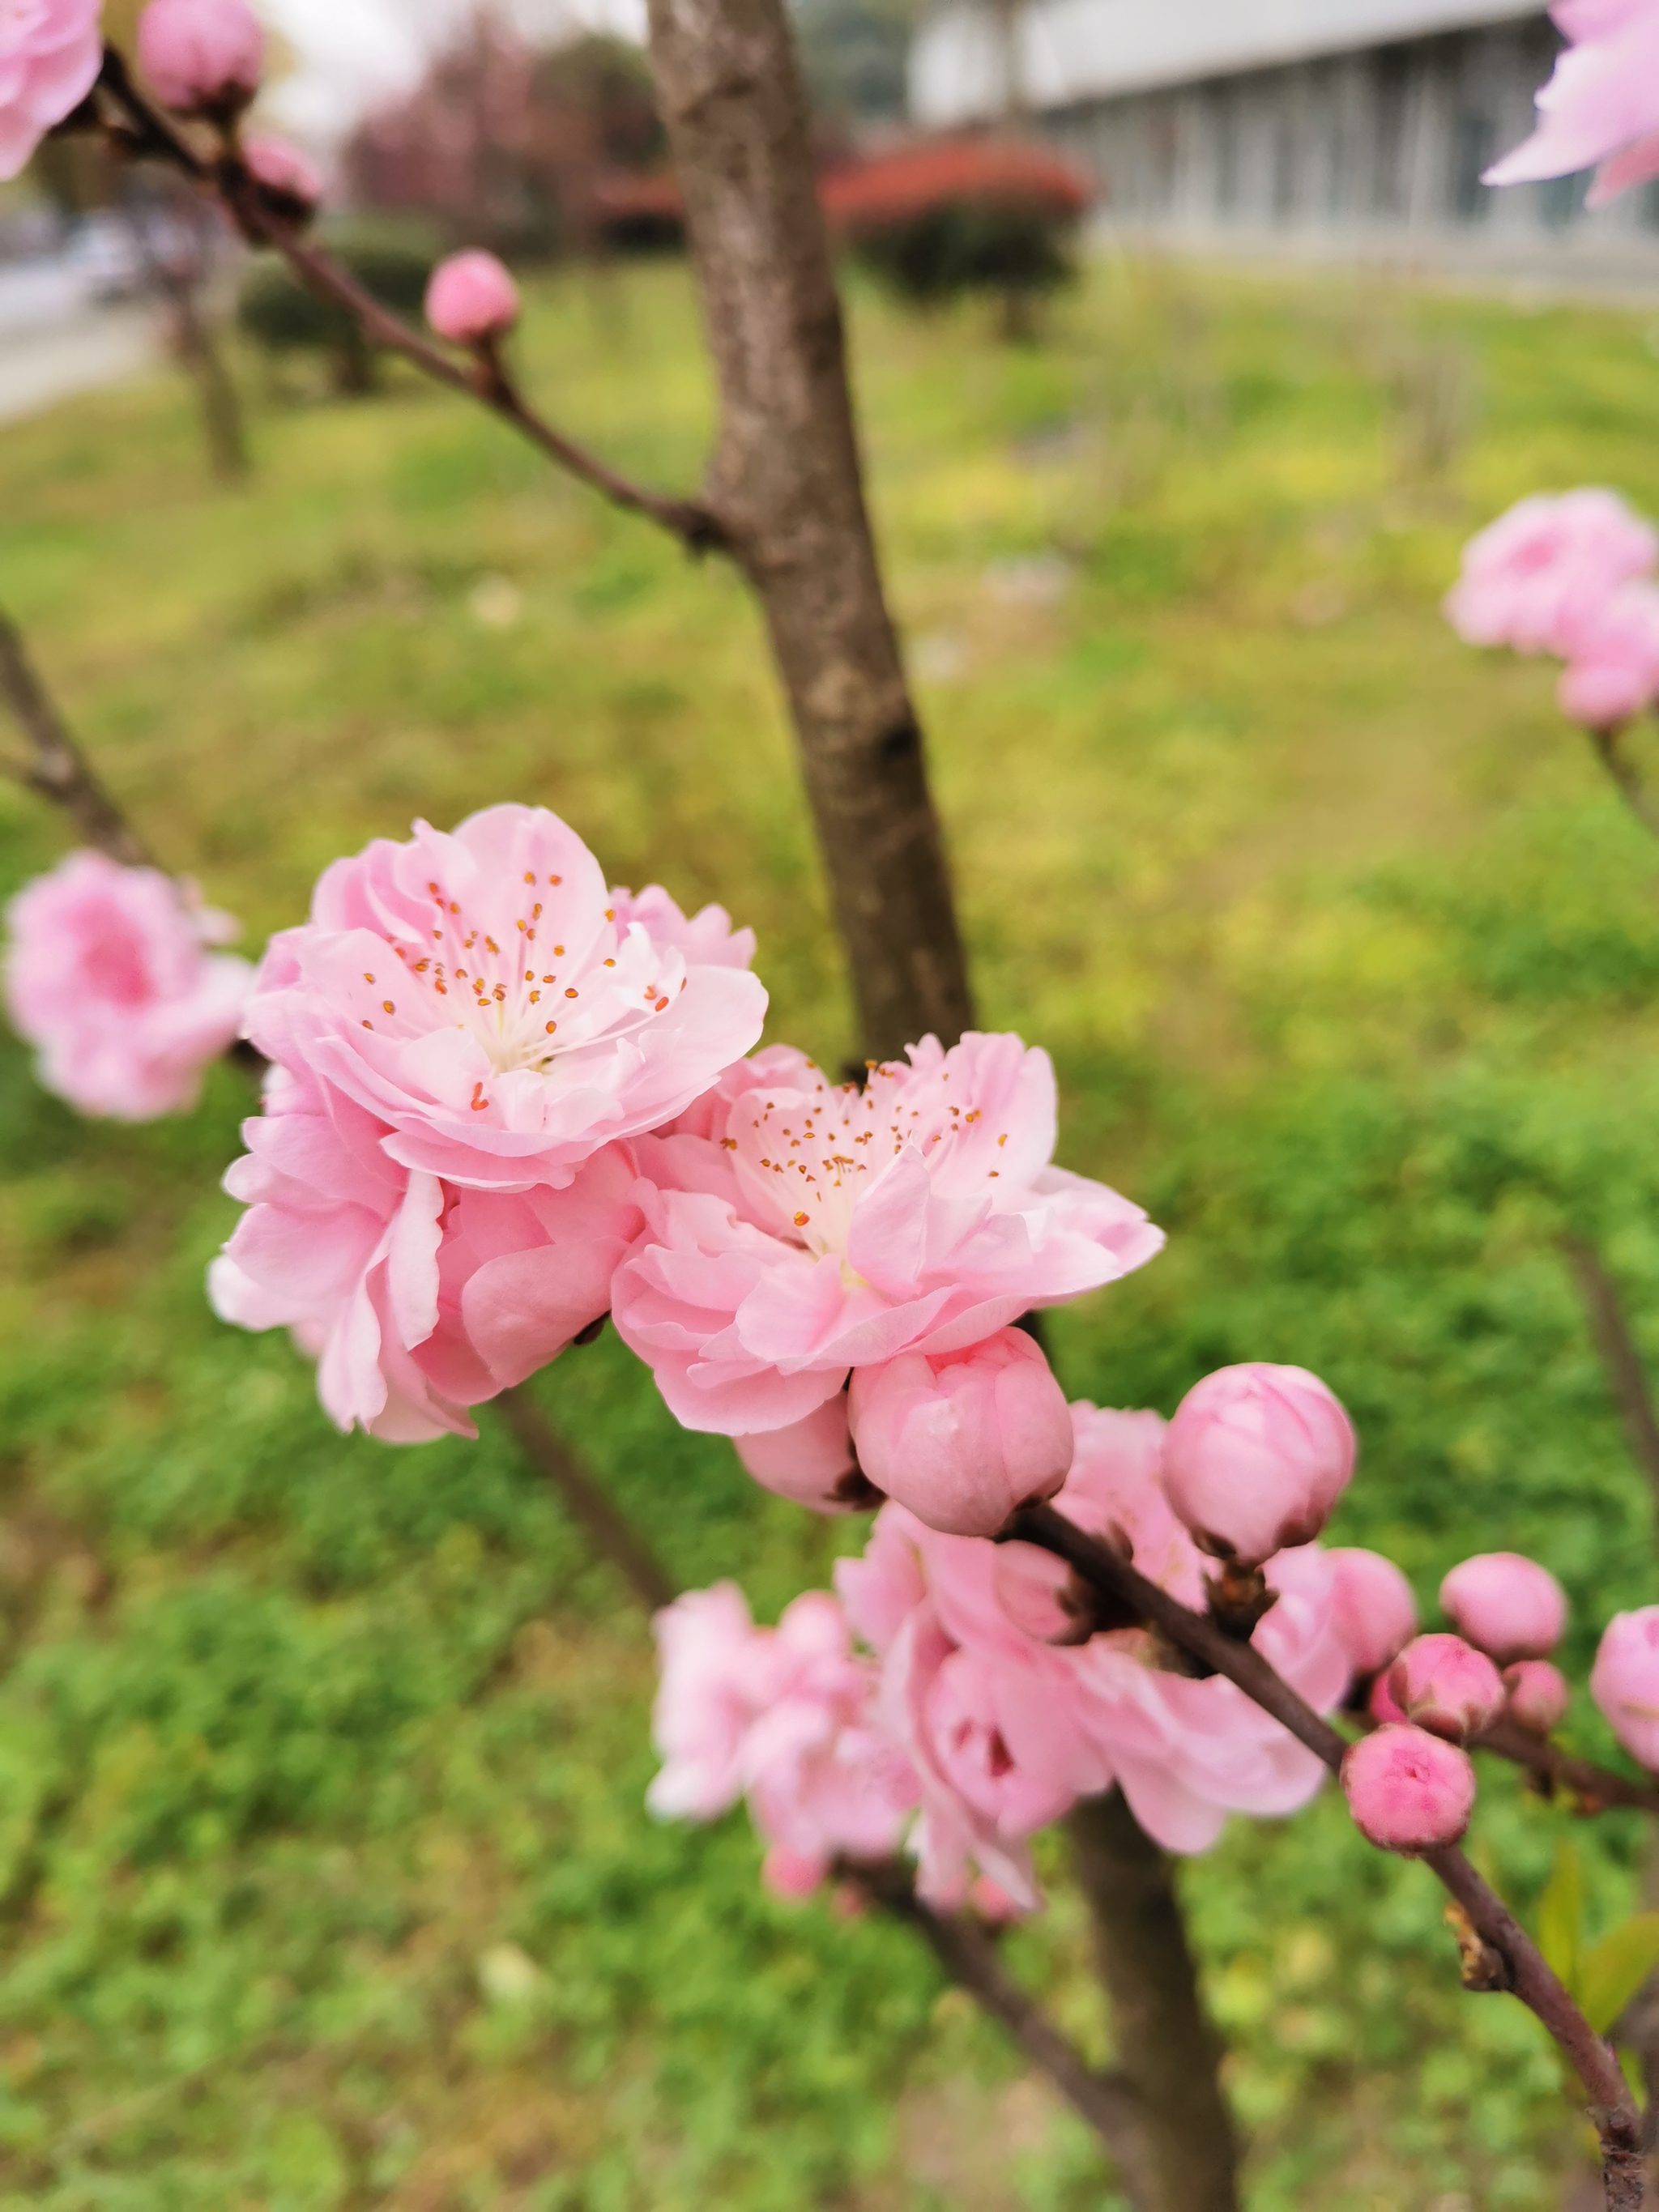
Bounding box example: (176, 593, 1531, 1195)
(735, 1396, 872, 1515)
(1341, 1724, 1477, 1853)
(1504, 1658, 1569, 1736)
(424, 250, 520, 346)
(137, 0, 264, 117)
(1367, 1670, 1407, 1725)
(1325, 1547, 1418, 1680)
(1592, 1608, 1659, 1770)
(991, 1541, 1093, 1644)
(242, 135, 322, 222)
(847, 1328, 1073, 1538)
(1162, 1362, 1355, 1566)
(1439, 1552, 1567, 1665)
(1386, 1633, 1504, 1744)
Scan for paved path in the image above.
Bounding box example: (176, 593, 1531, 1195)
(0, 262, 156, 426)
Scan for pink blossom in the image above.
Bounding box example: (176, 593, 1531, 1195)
(1439, 1552, 1567, 1665)
(1341, 1724, 1476, 1853)
(242, 806, 766, 1192)
(1386, 1633, 1505, 1745)
(1486, 0, 1659, 209)
(1162, 1362, 1355, 1566)
(1444, 490, 1657, 659)
(425, 250, 520, 345)
(647, 1583, 767, 1819)
(242, 134, 322, 219)
(136, 0, 263, 116)
(1556, 582, 1659, 728)
(4, 849, 251, 1119)
(734, 1395, 871, 1513)
(612, 1032, 1162, 1438)
(1591, 1606, 1659, 1769)
(608, 883, 756, 971)
(211, 1063, 641, 1440)
(1504, 1658, 1569, 1735)
(0, 0, 101, 181)
(1324, 1547, 1418, 1680)
(847, 1326, 1073, 1536)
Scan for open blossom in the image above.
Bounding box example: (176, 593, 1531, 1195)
(1486, 0, 1659, 209)
(612, 1032, 1162, 1439)
(244, 805, 766, 1192)
(1556, 582, 1659, 728)
(210, 1063, 641, 1440)
(5, 849, 251, 1119)
(0, 0, 101, 181)
(650, 1585, 916, 1899)
(1445, 490, 1657, 659)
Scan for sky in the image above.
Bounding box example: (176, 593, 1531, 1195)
(262, 0, 647, 143)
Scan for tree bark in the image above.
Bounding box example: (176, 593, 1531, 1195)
(1067, 1791, 1243, 2212)
(641, 0, 975, 1060)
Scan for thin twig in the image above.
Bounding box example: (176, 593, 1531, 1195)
(1588, 730, 1659, 843)
(495, 1387, 677, 1614)
(1472, 1713, 1659, 1818)
(1007, 1501, 1647, 2210)
(849, 1856, 1154, 2208)
(0, 612, 150, 864)
(95, 50, 725, 559)
(1564, 1233, 1659, 1519)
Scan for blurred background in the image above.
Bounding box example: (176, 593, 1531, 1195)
(5, 2, 1659, 2206)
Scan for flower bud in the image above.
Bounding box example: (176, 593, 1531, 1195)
(735, 1396, 874, 1515)
(1386, 1633, 1504, 1744)
(242, 135, 322, 224)
(1591, 1608, 1659, 1770)
(1341, 1724, 1477, 1853)
(424, 249, 520, 347)
(1503, 1658, 1569, 1736)
(992, 1541, 1094, 1645)
(137, 0, 264, 118)
(1439, 1552, 1567, 1665)
(1367, 1670, 1407, 1725)
(1162, 1362, 1355, 1566)
(1325, 1546, 1418, 1680)
(847, 1328, 1073, 1538)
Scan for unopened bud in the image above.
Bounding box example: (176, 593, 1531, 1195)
(1341, 1724, 1477, 1854)
(1162, 1362, 1355, 1566)
(735, 1396, 874, 1515)
(137, 0, 264, 119)
(1592, 1607, 1659, 1770)
(1326, 1546, 1418, 1680)
(1387, 1633, 1504, 1744)
(1503, 1658, 1568, 1736)
(1440, 1552, 1567, 1665)
(424, 249, 520, 347)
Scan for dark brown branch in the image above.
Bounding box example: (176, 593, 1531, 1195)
(1007, 1502, 1646, 2209)
(495, 1387, 677, 1615)
(1473, 1712, 1659, 1818)
(851, 1855, 1154, 2206)
(1066, 1792, 1240, 2212)
(1564, 1234, 1659, 1519)
(94, 52, 723, 559)
(0, 612, 149, 865)
(1588, 730, 1659, 843)
(642, 0, 975, 1059)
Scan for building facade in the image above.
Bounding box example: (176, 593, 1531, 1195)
(909, 0, 1659, 273)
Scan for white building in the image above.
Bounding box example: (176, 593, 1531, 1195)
(909, 0, 1659, 273)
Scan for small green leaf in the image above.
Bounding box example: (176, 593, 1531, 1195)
(1536, 1839, 1585, 1993)
(1580, 1914, 1659, 2036)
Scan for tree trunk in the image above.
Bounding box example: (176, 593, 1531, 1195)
(168, 283, 249, 484)
(1068, 1792, 1243, 2212)
(641, 0, 974, 1060)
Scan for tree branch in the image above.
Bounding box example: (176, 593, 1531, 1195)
(1587, 731, 1659, 843)
(1006, 1501, 1647, 2210)
(850, 1855, 1155, 2208)
(495, 1387, 678, 1615)
(1473, 1712, 1659, 1818)
(0, 612, 150, 865)
(95, 51, 724, 559)
(1564, 1233, 1659, 1519)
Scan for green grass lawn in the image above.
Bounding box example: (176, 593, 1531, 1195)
(4, 251, 1659, 2209)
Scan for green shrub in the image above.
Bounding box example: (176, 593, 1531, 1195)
(237, 221, 441, 395)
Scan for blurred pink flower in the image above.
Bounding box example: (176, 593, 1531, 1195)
(4, 848, 251, 1119)
(1324, 1547, 1418, 1680)
(425, 249, 520, 344)
(1162, 1362, 1354, 1566)
(1591, 1606, 1659, 1769)
(734, 1394, 867, 1512)
(1444, 490, 1657, 658)
(0, 0, 100, 180)
(244, 805, 765, 1192)
(1486, 0, 1659, 208)
(242, 134, 322, 219)
(136, 0, 263, 116)
(211, 1063, 641, 1440)
(648, 1583, 770, 1820)
(612, 1032, 1161, 1438)
(1439, 1551, 1567, 1665)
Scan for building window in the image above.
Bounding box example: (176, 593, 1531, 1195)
(1452, 113, 1495, 221)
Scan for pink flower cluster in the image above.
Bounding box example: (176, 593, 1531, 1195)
(0, 0, 101, 183)
(4, 849, 253, 1118)
(652, 1396, 1368, 1907)
(1486, 0, 1659, 211)
(211, 804, 767, 1440)
(1445, 489, 1659, 730)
